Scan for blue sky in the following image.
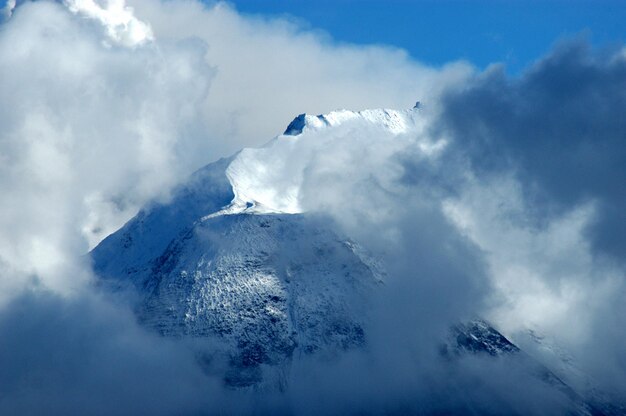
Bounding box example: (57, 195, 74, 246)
(228, 0, 626, 74)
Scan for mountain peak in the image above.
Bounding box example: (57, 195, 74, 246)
(282, 106, 420, 137)
(206, 106, 427, 218)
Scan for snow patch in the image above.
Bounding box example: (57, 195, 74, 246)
(206, 107, 424, 218)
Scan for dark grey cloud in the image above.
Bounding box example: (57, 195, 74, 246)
(439, 40, 626, 262)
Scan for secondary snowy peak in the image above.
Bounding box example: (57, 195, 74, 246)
(207, 106, 428, 218)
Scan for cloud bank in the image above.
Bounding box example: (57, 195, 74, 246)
(0, 0, 624, 414)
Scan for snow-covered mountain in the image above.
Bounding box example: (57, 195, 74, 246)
(92, 109, 406, 387)
(91, 107, 617, 413)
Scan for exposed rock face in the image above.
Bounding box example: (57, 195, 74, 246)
(450, 319, 520, 356)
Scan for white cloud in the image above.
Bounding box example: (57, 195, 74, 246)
(0, 0, 211, 299)
(64, 0, 154, 46)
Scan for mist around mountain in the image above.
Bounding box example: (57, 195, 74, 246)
(0, 0, 625, 415)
